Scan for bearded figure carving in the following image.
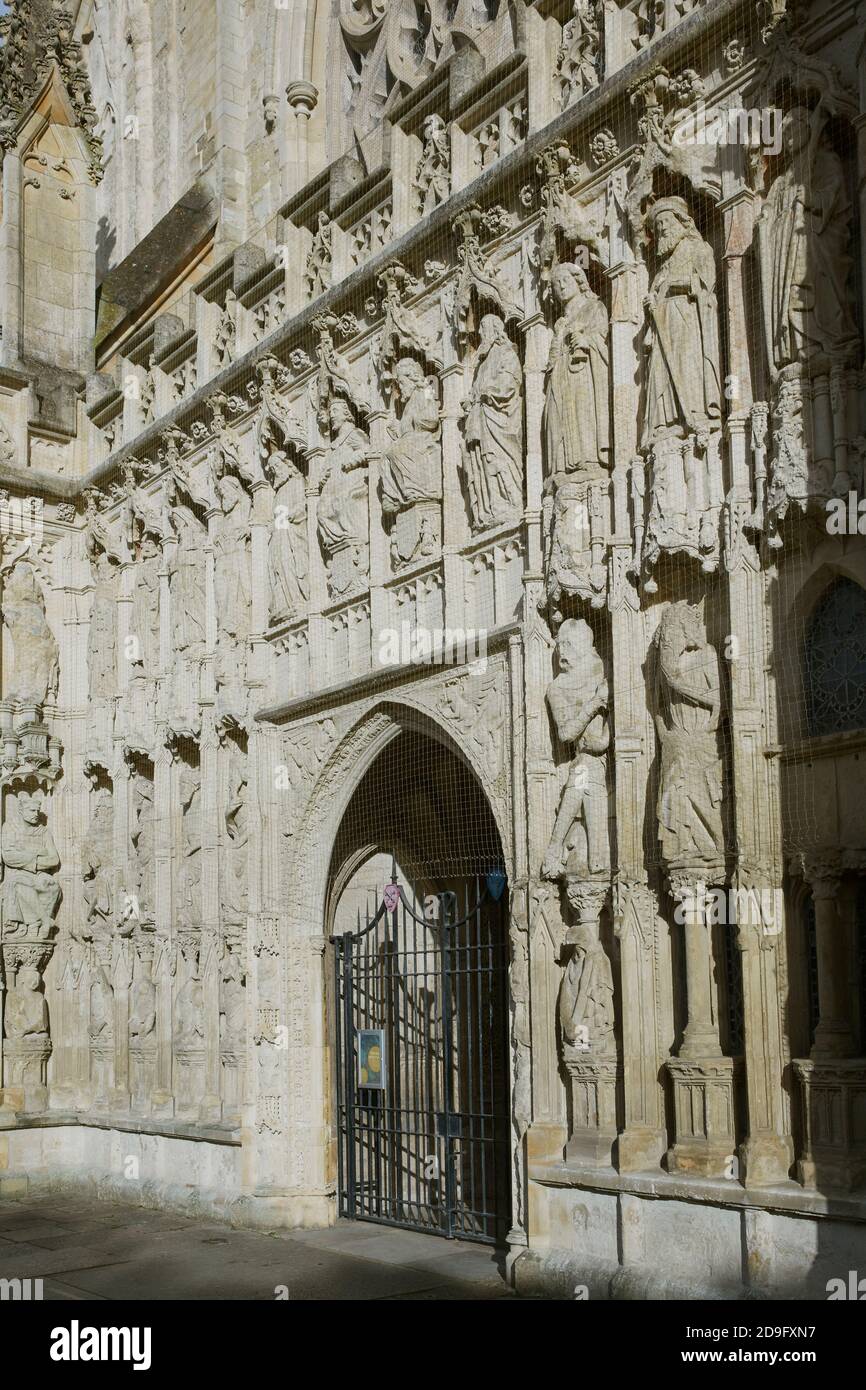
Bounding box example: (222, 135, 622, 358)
(640, 198, 723, 580)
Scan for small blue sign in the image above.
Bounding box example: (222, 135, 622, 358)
(486, 869, 506, 901)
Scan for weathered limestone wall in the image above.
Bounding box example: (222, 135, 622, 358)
(0, 0, 864, 1298)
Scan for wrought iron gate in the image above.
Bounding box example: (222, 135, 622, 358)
(332, 867, 510, 1244)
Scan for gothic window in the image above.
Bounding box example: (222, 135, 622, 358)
(803, 578, 866, 737)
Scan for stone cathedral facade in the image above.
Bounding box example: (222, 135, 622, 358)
(0, 0, 865, 1300)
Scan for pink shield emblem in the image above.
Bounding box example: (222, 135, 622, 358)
(383, 883, 400, 912)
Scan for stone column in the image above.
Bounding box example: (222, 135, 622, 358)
(795, 867, 866, 1189)
(200, 716, 222, 1120)
(607, 248, 670, 1171)
(808, 869, 855, 1060)
(286, 82, 318, 190)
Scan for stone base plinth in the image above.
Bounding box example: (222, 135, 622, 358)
(563, 1052, 620, 1168)
(794, 1058, 866, 1192)
(2, 1037, 52, 1113)
(666, 1055, 738, 1178)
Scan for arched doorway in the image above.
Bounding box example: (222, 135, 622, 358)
(326, 727, 511, 1244)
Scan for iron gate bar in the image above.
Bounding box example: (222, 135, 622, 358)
(331, 864, 509, 1244)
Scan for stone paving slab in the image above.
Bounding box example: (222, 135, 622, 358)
(0, 1194, 517, 1300)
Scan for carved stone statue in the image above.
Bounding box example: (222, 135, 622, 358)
(264, 444, 308, 623)
(129, 947, 156, 1040)
(641, 197, 721, 448)
(558, 912, 615, 1053)
(2, 792, 62, 938)
(756, 107, 858, 376)
(542, 619, 610, 881)
(460, 314, 524, 532)
(5, 966, 49, 1039)
(305, 211, 333, 299)
(653, 602, 724, 872)
(178, 765, 202, 929)
(379, 357, 442, 567)
(316, 398, 370, 597)
(415, 113, 450, 214)
(81, 788, 114, 940)
(131, 532, 161, 672)
(213, 474, 252, 703)
(556, 0, 601, 109)
(543, 262, 609, 478)
(129, 770, 154, 925)
(87, 545, 118, 699)
(174, 966, 204, 1049)
(167, 489, 206, 655)
(1, 561, 59, 706)
(220, 944, 245, 1045)
(222, 758, 248, 925)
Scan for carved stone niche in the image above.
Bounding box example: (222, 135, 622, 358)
(559, 879, 620, 1168)
(173, 932, 205, 1118)
(1, 942, 53, 1112)
(0, 775, 62, 1112)
(219, 931, 246, 1119)
(129, 931, 157, 1114)
(745, 37, 863, 548)
(379, 355, 443, 570)
(459, 312, 524, 535)
(637, 196, 724, 589)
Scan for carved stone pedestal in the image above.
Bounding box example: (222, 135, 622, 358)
(794, 1059, 866, 1192)
(666, 1056, 739, 1178)
(563, 1050, 620, 1167)
(2, 1036, 51, 1112)
(130, 1044, 156, 1114)
(174, 1048, 205, 1118)
(220, 1048, 243, 1120)
(388, 501, 440, 569)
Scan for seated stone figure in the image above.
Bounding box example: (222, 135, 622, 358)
(2, 791, 62, 940)
(5, 966, 50, 1040)
(379, 356, 442, 566)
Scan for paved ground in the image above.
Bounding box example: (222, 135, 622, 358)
(0, 1193, 517, 1300)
